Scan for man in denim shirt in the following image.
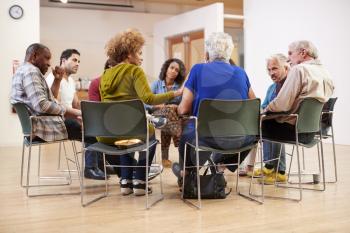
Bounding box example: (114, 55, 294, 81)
(255, 54, 290, 184)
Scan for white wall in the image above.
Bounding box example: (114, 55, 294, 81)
(153, 3, 224, 79)
(0, 0, 40, 146)
(244, 0, 350, 145)
(41, 7, 171, 81)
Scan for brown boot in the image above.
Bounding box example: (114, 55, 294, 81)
(162, 159, 172, 168)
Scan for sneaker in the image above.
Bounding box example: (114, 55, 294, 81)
(171, 162, 182, 179)
(150, 116, 167, 129)
(148, 164, 164, 181)
(250, 167, 274, 177)
(120, 179, 133, 195)
(258, 172, 287, 185)
(133, 179, 152, 196)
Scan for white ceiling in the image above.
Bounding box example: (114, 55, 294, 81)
(41, 0, 243, 14)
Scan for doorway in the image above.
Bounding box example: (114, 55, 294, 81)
(167, 30, 204, 73)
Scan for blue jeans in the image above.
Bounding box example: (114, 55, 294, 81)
(64, 119, 99, 168)
(263, 141, 286, 172)
(120, 135, 157, 181)
(179, 122, 256, 173)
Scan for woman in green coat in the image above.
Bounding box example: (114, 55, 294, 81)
(100, 29, 182, 196)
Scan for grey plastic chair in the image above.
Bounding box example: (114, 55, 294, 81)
(80, 100, 162, 209)
(288, 97, 338, 183)
(13, 102, 81, 197)
(182, 98, 263, 209)
(320, 97, 338, 182)
(259, 98, 325, 201)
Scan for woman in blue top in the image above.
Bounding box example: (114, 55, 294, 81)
(172, 32, 257, 182)
(150, 58, 186, 168)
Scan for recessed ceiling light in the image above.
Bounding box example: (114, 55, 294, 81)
(60, 0, 68, 3)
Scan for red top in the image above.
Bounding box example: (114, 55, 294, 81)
(88, 77, 101, 101)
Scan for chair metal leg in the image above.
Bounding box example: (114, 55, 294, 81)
(57, 142, 79, 174)
(242, 144, 264, 204)
(62, 142, 73, 184)
(249, 140, 303, 203)
(320, 140, 326, 191)
(330, 127, 338, 182)
(21, 140, 80, 197)
(195, 141, 202, 209)
(38, 145, 41, 180)
(103, 153, 108, 196)
(235, 153, 240, 193)
(301, 147, 305, 170)
(287, 146, 295, 183)
(275, 142, 304, 201)
(146, 148, 149, 209)
(35, 142, 72, 185)
(181, 144, 187, 200)
(80, 148, 107, 207)
(20, 140, 26, 187)
(145, 138, 164, 209)
(26, 142, 33, 196)
(293, 143, 303, 201)
(71, 141, 82, 186)
(250, 140, 302, 202)
(57, 142, 62, 170)
(181, 143, 201, 209)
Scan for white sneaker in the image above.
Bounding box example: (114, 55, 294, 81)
(120, 179, 133, 195)
(150, 117, 167, 129)
(148, 164, 163, 181)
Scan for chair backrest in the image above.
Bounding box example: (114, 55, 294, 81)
(296, 98, 324, 134)
(12, 103, 32, 136)
(197, 98, 261, 138)
(81, 100, 148, 140)
(321, 97, 337, 128)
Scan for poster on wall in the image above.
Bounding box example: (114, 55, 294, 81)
(12, 59, 20, 113)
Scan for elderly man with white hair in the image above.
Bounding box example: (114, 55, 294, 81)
(172, 32, 257, 183)
(260, 40, 335, 183)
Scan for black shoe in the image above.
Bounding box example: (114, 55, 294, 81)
(177, 177, 183, 188)
(84, 167, 109, 180)
(133, 180, 152, 196)
(172, 162, 182, 179)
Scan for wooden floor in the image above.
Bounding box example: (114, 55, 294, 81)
(1, 141, 350, 233)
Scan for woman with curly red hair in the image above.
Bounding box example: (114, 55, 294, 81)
(99, 29, 182, 196)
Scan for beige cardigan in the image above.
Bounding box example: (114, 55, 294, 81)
(265, 59, 334, 125)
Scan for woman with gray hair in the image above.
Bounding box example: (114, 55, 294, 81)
(172, 32, 257, 183)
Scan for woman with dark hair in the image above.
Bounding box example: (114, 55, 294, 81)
(88, 58, 118, 101)
(149, 58, 186, 168)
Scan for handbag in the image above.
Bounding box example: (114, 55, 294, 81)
(182, 159, 230, 199)
(152, 105, 183, 137)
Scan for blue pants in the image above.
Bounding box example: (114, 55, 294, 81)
(64, 118, 99, 168)
(120, 135, 157, 181)
(263, 141, 286, 172)
(179, 122, 256, 173)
